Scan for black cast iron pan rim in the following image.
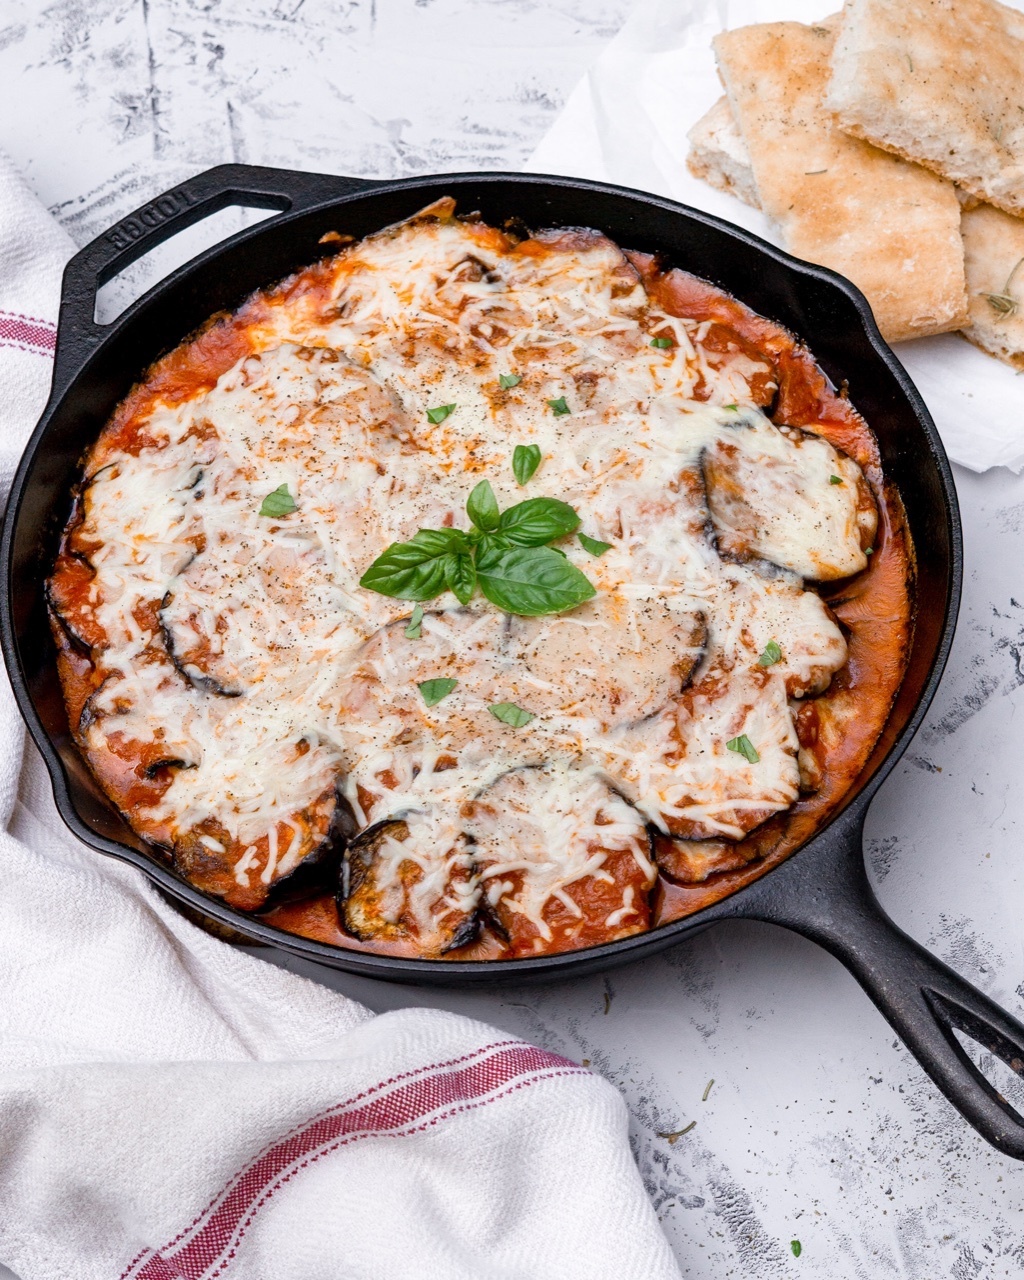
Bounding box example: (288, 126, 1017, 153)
(1, 163, 958, 981)
(16, 165, 1024, 1162)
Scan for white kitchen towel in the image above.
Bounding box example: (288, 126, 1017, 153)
(0, 151, 682, 1280)
(526, 0, 1024, 474)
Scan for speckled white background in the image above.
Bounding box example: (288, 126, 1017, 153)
(1, 2, 1023, 1276)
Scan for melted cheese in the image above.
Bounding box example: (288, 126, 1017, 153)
(61, 210, 870, 941)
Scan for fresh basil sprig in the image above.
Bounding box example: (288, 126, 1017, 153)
(359, 480, 596, 616)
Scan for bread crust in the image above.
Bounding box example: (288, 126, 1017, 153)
(826, 0, 1024, 218)
(713, 18, 968, 343)
(686, 96, 760, 209)
(960, 200, 1024, 368)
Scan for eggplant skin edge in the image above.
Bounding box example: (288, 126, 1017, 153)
(256, 788, 358, 910)
(337, 817, 486, 955)
(158, 590, 244, 699)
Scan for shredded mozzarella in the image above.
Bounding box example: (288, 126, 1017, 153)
(62, 212, 866, 939)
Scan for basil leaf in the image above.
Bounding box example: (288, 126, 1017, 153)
(499, 372, 522, 389)
(476, 543, 595, 616)
(419, 678, 457, 707)
(466, 479, 500, 532)
(426, 403, 456, 424)
(578, 532, 612, 557)
(512, 443, 542, 486)
(404, 604, 424, 639)
(359, 528, 468, 601)
(547, 396, 570, 416)
(488, 701, 535, 728)
(723, 404, 739, 412)
(757, 639, 782, 667)
(259, 484, 297, 518)
(829, 474, 842, 485)
(444, 552, 477, 605)
(790, 1241, 802, 1258)
(650, 336, 673, 349)
(726, 734, 760, 764)
(497, 496, 580, 546)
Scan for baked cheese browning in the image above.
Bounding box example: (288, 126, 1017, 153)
(654, 832, 769, 886)
(608, 668, 799, 842)
(49, 201, 903, 956)
(703, 414, 877, 580)
(464, 764, 657, 955)
(340, 815, 480, 955)
(505, 598, 707, 725)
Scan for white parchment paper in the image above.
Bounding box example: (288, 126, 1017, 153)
(526, 0, 1024, 472)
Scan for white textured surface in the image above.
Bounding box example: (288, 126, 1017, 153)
(1, 1, 1023, 1276)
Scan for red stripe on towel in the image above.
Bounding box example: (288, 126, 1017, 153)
(121, 1040, 583, 1280)
(0, 310, 56, 354)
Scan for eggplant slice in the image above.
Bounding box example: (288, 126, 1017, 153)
(338, 815, 482, 956)
(464, 763, 657, 957)
(702, 415, 877, 580)
(505, 600, 707, 727)
(655, 835, 759, 884)
(158, 589, 244, 698)
(176, 783, 352, 913)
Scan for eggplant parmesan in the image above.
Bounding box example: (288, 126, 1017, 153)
(48, 200, 913, 959)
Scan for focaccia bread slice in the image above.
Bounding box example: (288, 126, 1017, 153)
(826, 0, 1024, 217)
(686, 95, 760, 210)
(687, 94, 1024, 368)
(713, 18, 968, 343)
(960, 201, 1024, 368)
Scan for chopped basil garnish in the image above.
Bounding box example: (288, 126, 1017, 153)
(426, 403, 456, 424)
(579, 532, 612, 557)
(547, 396, 570, 416)
(489, 701, 535, 728)
(723, 403, 739, 411)
(259, 484, 297, 518)
(865, 546, 874, 556)
(466, 479, 500, 532)
(791, 1241, 802, 1258)
(758, 639, 782, 667)
(650, 336, 673, 349)
(499, 372, 522, 389)
(512, 443, 542, 485)
(829, 474, 842, 485)
(418, 677, 457, 707)
(359, 481, 594, 616)
(727, 734, 760, 764)
(404, 604, 424, 639)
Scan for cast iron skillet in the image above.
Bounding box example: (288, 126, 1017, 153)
(5, 163, 1024, 1159)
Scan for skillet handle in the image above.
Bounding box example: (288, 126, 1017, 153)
(54, 162, 380, 397)
(735, 804, 1024, 1159)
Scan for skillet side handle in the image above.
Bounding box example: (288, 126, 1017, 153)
(53, 162, 380, 398)
(737, 805, 1024, 1160)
